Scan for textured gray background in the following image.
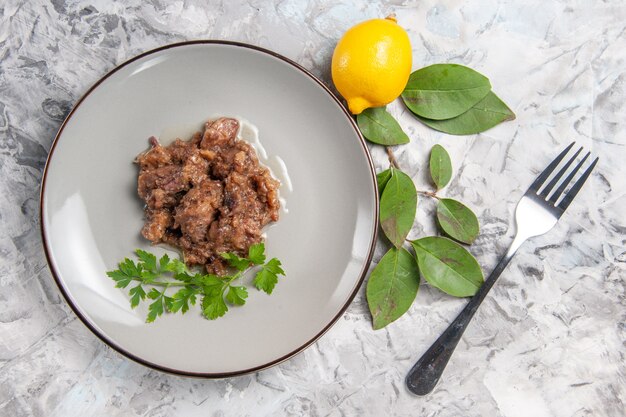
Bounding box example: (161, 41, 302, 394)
(1, 0, 625, 416)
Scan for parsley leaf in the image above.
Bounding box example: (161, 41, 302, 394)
(106, 248, 285, 322)
(248, 243, 266, 265)
(254, 258, 285, 294)
(226, 285, 248, 305)
(159, 253, 170, 271)
(163, 258, 188, 274)
(195, 274, 223, 287)
(147, 289, 165, 323)
(118, 258, 141, 277)
(202, 292, 228, 320)
(106, 270, 133, 288)
(139, 270, 158, 284)
(168, 287, 198, 313)
(174, 272, 195, 283)
(129, 285, 146, 308)
(220, 252, 250, 271)
(147, 287, 161, 299)
(136, 249, 157, 272)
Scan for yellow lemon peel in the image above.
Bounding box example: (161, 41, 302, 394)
(332, 16, 412, 114)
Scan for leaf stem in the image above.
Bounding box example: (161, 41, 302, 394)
(417, 190, 440, 200)
(386, 146, 401, 170)
(134, 278, 188, 287)
(225, 270, 243, 286)
(135, 266, 246, 291)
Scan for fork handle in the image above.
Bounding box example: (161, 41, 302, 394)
(406, 234, 527, 395)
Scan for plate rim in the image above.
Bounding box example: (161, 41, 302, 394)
(39, 40, 379, 378)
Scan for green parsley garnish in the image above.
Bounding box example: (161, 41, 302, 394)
(106, 243, 285, 323)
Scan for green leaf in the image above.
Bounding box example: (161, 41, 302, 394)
(248, 243, 266, 265)
(106, 270, 133, 288)
(379, 168, 417, 248)
(139, 270, 158, 284)
(163, 295, 173, 311)
(265, 258, 285, 275)
(107, 248, 286, 322)
(195, 274, 224, 288)
(158, 253, 170, 271)
(429, 144, 452, 190)
(366, 247, 420, 330)
(226, 286, 249, 306)
(146, 294, 164, 323)
(168, 287, 198, 313)
(118, 258, 141, 277)
(147, 288, 162, 300)
(401, 64, 491, 120)
(376, 169, 392, 195)
(128, 285, 146, 308)
(162, 258, 187, 274)
(174, 272, 194, 283)
(202, 293, 228, 320)
(255, 269, 277, 294)
(136, 249, 157, 272)
(221, 252, 250, 271)
(411, 237, 483, 297)
(415, 91, 516, 135)
(356, 107, 410, 145)
(254, 258, 285, 294)
(436, 198, 480, 244)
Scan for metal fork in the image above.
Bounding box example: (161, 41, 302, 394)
(406, 142, 599, 396)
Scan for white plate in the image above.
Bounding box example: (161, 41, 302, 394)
(40, 41, 378, 377)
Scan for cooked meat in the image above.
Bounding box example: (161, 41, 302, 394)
(135, 117, 280, 275)
(141, 209, 173, 242)
(174, 179, 223, 244)
(137, 165, 187, 199)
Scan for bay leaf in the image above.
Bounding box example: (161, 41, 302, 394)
(380, 168, 417, 248)
(377, 168, 392, 194)
(401, 64, 491, 120)
(429, 144, 452, 189)
(416, 91, 516, 135)
(411, 236, 483, 297)
(436, 198, 479, 244)
(357, 107, 410, 145)
(367, 247, 420, 330)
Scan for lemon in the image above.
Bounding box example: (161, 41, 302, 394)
(331, 16, 412, 115)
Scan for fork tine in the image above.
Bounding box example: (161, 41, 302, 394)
(529, 142, 575, 192)
(557, 157, 599, 211)
(548, 152, 590, 204)
(540, 146, 582, 197)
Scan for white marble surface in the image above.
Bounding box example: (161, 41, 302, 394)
(1, 0, 625, 416)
